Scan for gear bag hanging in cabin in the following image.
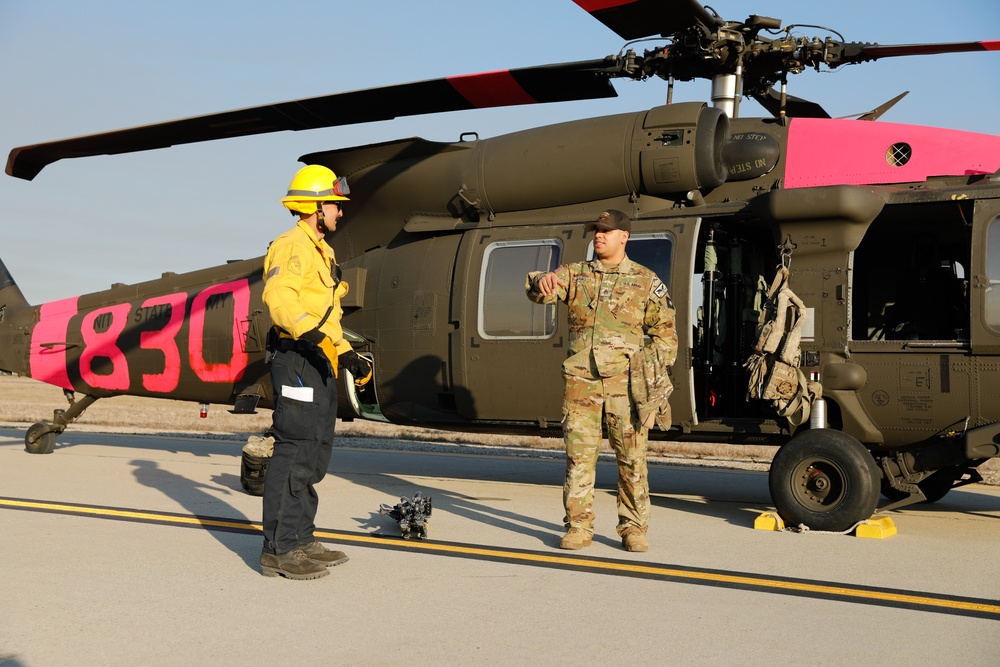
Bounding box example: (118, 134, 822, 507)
(744, 266, 820, 426)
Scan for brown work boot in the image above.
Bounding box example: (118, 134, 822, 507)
(300, 540, 350, 567)
(559, 527, 593, 550)
(621, 528, 649, 553)
(260, 549, 329, 580)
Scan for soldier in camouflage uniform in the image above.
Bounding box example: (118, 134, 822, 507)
(525, 209, 677, 552)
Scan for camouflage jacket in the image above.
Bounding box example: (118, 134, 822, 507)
(525, 257, 678, 419)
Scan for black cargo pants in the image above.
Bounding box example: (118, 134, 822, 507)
(262, 343, 338, 554)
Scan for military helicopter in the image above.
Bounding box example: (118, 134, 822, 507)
(3, 0, 1000, 532)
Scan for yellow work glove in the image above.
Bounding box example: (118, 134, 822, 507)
(338, 350, 373, 387)
(317, 338, 340, 377)
(300, 328, 340, 376)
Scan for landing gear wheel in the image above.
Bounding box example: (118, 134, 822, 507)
(769, 430, 880, 532)
(25, 422, 57, 454)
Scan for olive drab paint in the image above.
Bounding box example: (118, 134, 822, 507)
(4, 1, 1000, 532)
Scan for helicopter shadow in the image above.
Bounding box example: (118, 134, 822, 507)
(640, 463, 1000, 527)
(333, 450, 775, 548)
(876, 485, 1000, 521)
(593, 461, 776, 529)
(341, 466, 569, 549)
(643, 490, 772, 529)
(323, 418, 574, 547)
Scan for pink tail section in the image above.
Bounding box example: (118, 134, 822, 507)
(785, 118, 1000, 189)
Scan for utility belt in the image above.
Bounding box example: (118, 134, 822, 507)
(265, 327, 315, 361)
(274, 338, 315, 353)
(266, 305, 333, 361)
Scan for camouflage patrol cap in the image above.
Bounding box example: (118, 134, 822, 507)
(586, 209, 631, 233)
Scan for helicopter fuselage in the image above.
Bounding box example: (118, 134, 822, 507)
(4, 102, 1000, 529)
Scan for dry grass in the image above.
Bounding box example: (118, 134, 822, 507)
(2, 374, 996, 482)
(0, 375, 772, 465)
(0, 375, 273, 437)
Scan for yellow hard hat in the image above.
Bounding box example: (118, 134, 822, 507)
(280, 164, 350, 216)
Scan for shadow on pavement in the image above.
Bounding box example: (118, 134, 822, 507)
(130, 459, 260, 572)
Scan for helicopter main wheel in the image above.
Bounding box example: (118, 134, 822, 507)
(24, 422, 57, 454)
(769, 430, 880, 532)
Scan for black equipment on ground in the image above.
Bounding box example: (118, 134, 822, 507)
(379, 492, 432, 539)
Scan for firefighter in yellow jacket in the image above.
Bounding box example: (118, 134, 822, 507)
(526, 210, 677, 552)
(260, 164, 372, 580)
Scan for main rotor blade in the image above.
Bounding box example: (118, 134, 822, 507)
(6, 59, 618, 181)
(573, 0, 721, 40)
(832, 39, 1000, 66)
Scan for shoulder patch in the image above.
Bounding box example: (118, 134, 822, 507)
(654, 282, 668, 299)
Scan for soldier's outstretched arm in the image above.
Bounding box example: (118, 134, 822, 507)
(525, 266, 571, 304)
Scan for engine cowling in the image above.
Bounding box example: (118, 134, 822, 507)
(472, 102, 730, 213)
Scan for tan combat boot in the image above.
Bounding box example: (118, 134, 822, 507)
(301, 540, 350, 567)
(559, 527, 593, 550)
(621, 528, 649, 552)
(260, 548, 329, 579)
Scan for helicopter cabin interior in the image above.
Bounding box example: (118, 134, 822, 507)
(466, 214, 781, 428)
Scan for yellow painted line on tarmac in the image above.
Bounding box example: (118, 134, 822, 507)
(1, 497, 262, 533)
(5, 496, 999, 620)
(315, 527, 1000, 618)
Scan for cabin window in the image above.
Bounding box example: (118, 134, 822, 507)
(586, 232, 674, 287)
(852, 206, 970, 341)
(478, 239, 560, 339)
(985, 216, 1000, 331)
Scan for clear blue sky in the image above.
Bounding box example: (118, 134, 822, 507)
(1, 0, 998, 303)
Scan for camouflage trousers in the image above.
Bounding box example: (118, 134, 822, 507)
(562, 372, 650, 536)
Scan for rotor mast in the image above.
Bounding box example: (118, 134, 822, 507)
(710, 73, 740, 118)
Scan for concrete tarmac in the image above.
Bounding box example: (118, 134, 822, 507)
(2, 426, 1000, 666)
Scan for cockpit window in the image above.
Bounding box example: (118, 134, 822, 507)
(852, 207, 970, 341)
(984, 216, 1000, 332)
(479, 240, 560, 339)
(586, 232, 674, 287)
